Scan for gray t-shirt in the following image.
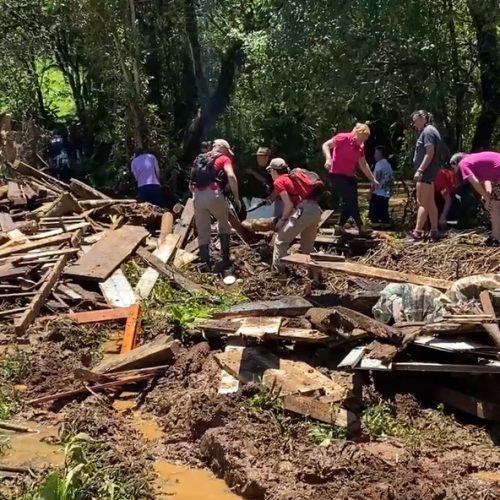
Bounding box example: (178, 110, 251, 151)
(413, 125, 442, 180)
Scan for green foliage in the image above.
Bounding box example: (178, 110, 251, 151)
(0, 388, 21, 421)
(362, 402, 400, 438)
(20, 433, 143, 500)
(0, 350, 31, 383)
(307, 422, 348, 446)
(245, 389, 284, 414)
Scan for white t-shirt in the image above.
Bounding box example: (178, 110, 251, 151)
(373, 159, 393, 197)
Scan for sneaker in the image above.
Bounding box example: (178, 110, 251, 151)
(407, 230, 424, 241)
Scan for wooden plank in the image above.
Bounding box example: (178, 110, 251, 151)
(0, 265, 36, 280)
(69, 178, 111, 200)
(14, 254, 69, 334)
(282, 394, 359, 432)
(338, 347, 367, 369)
(42, 193, 82, 217)
(215, 346, 350, 400)
(213, 297, 313, 319)
(12, 160, 68, 191)
(236, 316, 283, 338)
(21, 183, 38, 202)
(94, 335, 180, 373)
(121, 304, 141, 353)
(39, 306, 133, 324)
(0, 213, 15, 232)
(317, 209, 334, 229)
(29, 222, 89, 240)
(428, 384, 500, 421)
(173, 248, 197, 269)
(309, 253, 346, 263)
(159, 212, 174, 245)
(281, 254, 452, 290)
(64, 225, 148, 282)
(0, 233, 72, 259)
(479, 290, 500, 348)
(173, 198, 194, 248)
(136, 247, 207, 295)
(99, 269, 137, 308)
(7, 181, 27, 206)
(135, 233, 180, 299)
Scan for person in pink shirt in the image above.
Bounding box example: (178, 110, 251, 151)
(451, 151, 500, 245)
(322, 123, 378, 236)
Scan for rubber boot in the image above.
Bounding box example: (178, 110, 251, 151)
(220, 233, 231, 269)
(198, 244, 211, 272)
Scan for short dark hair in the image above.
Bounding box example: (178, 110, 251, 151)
(375, 145, 386, 156)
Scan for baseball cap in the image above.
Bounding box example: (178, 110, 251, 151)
(255, 147, 272, 156)
(266, 158, 288, 171)
(213, 139, 234, 156)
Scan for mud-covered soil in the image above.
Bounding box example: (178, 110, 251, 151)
(143, 343, 500, 500)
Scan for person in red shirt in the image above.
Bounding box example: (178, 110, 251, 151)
(322, 123, 378, 236)
(434, 167, 456, 228)
(190, 139, 241, 270)
(268, 158, 322, 284)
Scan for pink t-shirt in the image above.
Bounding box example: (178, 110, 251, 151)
(329, 132, 365, 176)
(458, 152, 500, 182)
(131, 154, 160, 187)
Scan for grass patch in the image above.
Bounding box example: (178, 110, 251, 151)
(362, 402, 400, 438)
(245, 389, 284, 414)
(0, 349, 31, 383)
(0, 387, 21, 421)
(306, 422, 348, 446)
(18, 433, 152, 500)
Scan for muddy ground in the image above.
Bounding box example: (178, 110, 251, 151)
(1, 234, 500, 499)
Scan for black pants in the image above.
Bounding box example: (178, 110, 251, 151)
(329, 174, 362, 227)
(138, 184, 166, 208)
(369, 194, 390, 223)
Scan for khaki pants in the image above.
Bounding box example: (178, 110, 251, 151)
(273, 201, 322, 271)
(193, 189, 231, 246)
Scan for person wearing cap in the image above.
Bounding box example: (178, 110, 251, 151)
(191, 139, 241, 269)
(450, 151, 500, 245)
(256, 147, 272, 168)
(322, 123, 378, 236)
(268, 158, 322, 283)
(255, 146, 285, 218)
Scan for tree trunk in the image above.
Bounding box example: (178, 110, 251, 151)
(467, 0, 500, 151)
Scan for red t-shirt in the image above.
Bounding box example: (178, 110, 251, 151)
(329, 132, 365, 176)
(273, 174, 300, 207)
(191, 154, 232, 191)
(434, 169, 454, 196)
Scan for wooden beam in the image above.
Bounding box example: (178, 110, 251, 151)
(136, 247, 207, 295)
(12, 160, 68, 192)
(173, 198, 194, 248)
(213, 297, 313, 319)
(93, 335, 180, 374)
(121, 303, 141, 353)
(479, 290, 500, 348)
(64, 225, 148, 282)
(69, 178, 111, 200)
(14, 254, 69, 334)
(0, 233, 72, 259)
(39, 306, 134, 324)
(135, 233, 180, 299)
(42, 193, 82, 217)
(7, 182, 26, 206)
(281, 254, 452, 290)
(159, 212, 174, 245)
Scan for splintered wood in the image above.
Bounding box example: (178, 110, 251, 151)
(65, 225, 148, 281)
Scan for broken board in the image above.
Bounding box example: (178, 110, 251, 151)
(215, 346, 349, 400)
(281, 254, 452, 290)
(99, 268, 137, 308)
(214, 296, 313, 318)
(235, 316, 283, 338)
(173, 198, 194, 248)
(65, 225, 148, 281)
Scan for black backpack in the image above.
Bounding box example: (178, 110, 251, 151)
(190, 153, 225, 189)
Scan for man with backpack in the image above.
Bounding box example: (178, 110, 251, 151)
(267, 158, 323, 284)
(190, 139, 241, 270)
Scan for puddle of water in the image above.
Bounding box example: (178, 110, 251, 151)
(154, 460, 240, 499)
(1, 424, 64, 468)
(471, 471, 500, 482)
(112, 399, 136, 411)
(136, 418, 162, 441)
